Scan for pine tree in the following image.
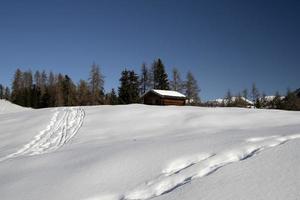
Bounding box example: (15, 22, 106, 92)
(4, 87, 10, 100)
(0, 84, 3, 99)
(11, 69, 23, 105)
(61, 75, 77, 106)
(170, 68, 184, 92)
(271, 91, 282, 109)
(89, 63, 105, 105)
(281, 89, 300, 110)
(153, 58, 169, 90)
(23, 70, 33, 107)
(110, 88, 119, 105)
(105, 88, 119, 105)
(40, 87, 51, 108)
(31, 84, 41, 108)
(251, 83, 260, 107)
(118, 69, 140, 104)
(260, 92, 268, 108)
(185, 71, 200, 104)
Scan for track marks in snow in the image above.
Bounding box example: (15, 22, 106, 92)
(0, 107, 85, 162)
(162, 153, 213, 176)
(97, 133, 300, 200)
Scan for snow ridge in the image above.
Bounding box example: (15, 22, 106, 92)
(124, 134, 300, 200)
(0, 99, 29, 114)
(0, 107, 85, 162)
(89, 133, 300, 200)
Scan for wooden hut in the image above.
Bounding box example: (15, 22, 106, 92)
(142, 89, 187, 106)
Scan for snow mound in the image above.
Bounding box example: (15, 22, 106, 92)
(0, 99, 30, 114)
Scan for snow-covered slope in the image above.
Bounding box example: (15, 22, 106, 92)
(261, 95, 285, 101)
(211, 97, 254, 105)
(0, 99, 30, 114)
(0, 105, 299, 200)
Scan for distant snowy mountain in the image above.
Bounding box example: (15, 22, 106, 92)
(260, 95, 285, 102)
(209, 97, 254, 105)
(0, 99, 30, 114)
(209, 95, 288, 107)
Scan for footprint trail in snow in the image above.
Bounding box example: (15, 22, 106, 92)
(90, 133, 300, 200)
(0, 107, 85, 162)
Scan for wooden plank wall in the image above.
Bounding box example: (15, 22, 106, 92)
(161, 98, 185, 106)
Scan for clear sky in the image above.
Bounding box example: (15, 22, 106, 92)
(0, 0, 299, 100)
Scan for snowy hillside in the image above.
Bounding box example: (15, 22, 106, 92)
(0, 104, 300, 200)
(0, 99, 30, 114)
(210, 97, 254, 105)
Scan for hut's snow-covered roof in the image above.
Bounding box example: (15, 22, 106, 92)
(144, 89, 186, 98)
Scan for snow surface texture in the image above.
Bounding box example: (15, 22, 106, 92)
(0, 99, 30, 114)
(0, 104, 300, 200)
(0, 107, 85, 162)
(124, 134, 300, 200)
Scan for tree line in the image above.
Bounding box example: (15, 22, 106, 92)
(0, 58, 200, 108)
(205, 83, 300, 111)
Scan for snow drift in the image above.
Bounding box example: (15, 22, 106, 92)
(0, 104, 299, 200)
(0, 99, 30, 114)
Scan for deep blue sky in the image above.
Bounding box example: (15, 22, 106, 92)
(0, 0, 299, 100)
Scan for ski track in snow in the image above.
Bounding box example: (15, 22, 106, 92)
(88, 133, 300, 200)
(0, 107, 85, 162)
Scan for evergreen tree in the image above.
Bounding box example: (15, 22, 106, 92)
(40, 87, 51, 108)
(110, 88, 119, 105)
(118, 69, 140, 104)
(152, 58, 169, 90)
(11, 69, 23, 105)
(61, 75, 77, 106)
(270, 91, 282, 109)
(31, 84, 41, 108)
(88, 63, 105, 105)
(0, 84, 3, 99)
(260, 92, 268, 108)
(281, 89, 300, 110)
(185, 71, 200, 104)
(23, 70, 33, 107)
(170, 68, 184, 92)
(4, 87, 10, 100)
(251, 83, 260, 107)
(105, 88, 119, 105)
